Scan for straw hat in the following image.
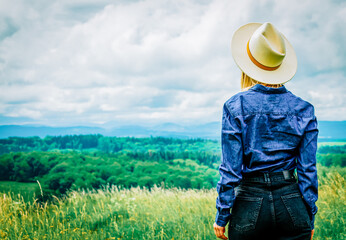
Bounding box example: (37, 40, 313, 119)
(231, 22, 297, 84)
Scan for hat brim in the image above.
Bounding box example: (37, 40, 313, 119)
(231, 23, 297, 84)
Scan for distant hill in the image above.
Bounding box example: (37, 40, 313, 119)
(317, 121, 346, 140)
(0, 121, 345, 141)
(0, 125, 106, 138)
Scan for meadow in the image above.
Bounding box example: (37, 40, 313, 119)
(0, 166, 345, 240)
(0, 181, 38, 202)
(0, 137, 345, 239)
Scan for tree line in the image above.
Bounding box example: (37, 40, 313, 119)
(0, 135, 220, 168)
(0, 135, 219, 153)
(0, 135, 345, 168)
(0, 151, 219, 200)
(0, 135, 344, 200)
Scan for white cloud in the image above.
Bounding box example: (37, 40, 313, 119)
(0, 0, 345, 126)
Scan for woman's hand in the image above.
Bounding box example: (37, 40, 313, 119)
(213, 222, 228, 239)
(311, 229, 314, 240)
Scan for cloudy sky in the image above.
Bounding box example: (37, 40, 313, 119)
(0, 0, 345, 127)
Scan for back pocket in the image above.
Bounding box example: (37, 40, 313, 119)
(281, 193, 311, 229)
(230, 196, 263, 232)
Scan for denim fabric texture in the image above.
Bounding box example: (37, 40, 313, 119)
(215, 83, 319, 229)
(228, 176, 312, 240)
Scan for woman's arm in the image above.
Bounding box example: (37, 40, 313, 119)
(296, 112, 319, 229)
(215, 103, 243, 227)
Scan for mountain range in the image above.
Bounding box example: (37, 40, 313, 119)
(0, 121, 345, 141)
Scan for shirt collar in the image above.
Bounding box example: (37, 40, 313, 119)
(249, 84, 288, 94)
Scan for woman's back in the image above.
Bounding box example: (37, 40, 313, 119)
(214, 22, 318, 240)
(224, 83, 317, 174)
(217, 83, 318, 239)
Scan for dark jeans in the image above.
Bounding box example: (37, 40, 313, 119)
(228, 172, 312, 240)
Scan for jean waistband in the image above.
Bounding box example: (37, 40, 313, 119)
(242, 170, 296, 183)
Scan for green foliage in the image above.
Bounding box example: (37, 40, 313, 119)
(0, 136, 345, 239)
(315, 168, 345, 240)
(0, 135, 224, 197)
(0, 185, 218, 239)
(0, 135, 345, 198)
(0, 154, 14, 180)
(2, 135, 345, 168)
(0, 135, 220, 168)
(0, 135, 219, 153)
(317, 144, 346, 154)
(0, 170, 344, 240)
(0, 181, 39, 202)
(316, 145, 346, 167)
(0, 151, 219, 197)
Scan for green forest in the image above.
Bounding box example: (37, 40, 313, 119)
(0, 136, 222, 199)
(0, 135, 345, 200)
(0, 135, 345, 239)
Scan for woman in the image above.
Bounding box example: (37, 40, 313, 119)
(213, 22, 318, 240)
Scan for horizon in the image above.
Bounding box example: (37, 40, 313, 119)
(1, 120, 345, 140)
(1, 119, 346, 128)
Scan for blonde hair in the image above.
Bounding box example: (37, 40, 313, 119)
(241, 72, 283, 91)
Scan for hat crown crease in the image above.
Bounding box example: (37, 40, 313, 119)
(262, 23, 286, 55)
(248, 22, 286, 68)
(261, 34, 286, 56)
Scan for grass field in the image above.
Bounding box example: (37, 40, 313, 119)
(0, 181, 39, 202)
(0, 169, 345, 240)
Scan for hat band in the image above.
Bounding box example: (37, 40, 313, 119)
(247, 41, 281, 71)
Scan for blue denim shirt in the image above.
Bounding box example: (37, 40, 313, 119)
(215, 83, 318, 229)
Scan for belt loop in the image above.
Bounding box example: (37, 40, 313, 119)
(264, 172, 270, 183)
(283, 170, 290, 180)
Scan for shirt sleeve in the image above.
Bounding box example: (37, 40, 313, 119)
(215, 103, 243, 227)
(296, 112, 319, 229)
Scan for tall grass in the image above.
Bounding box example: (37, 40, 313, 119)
(0, 185, 216, 240)
(0, 181, 38, 202)
(315, 170, 346, 240)
(0, 172, 345, 240)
